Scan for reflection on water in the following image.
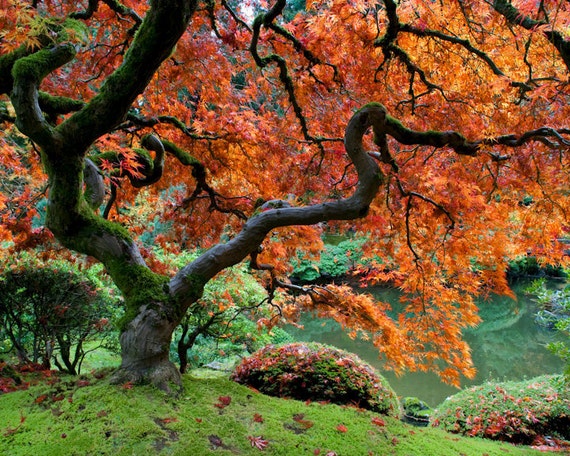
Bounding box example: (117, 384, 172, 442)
(285, 282, 565, 407)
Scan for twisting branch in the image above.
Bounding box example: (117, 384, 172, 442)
(484, 127, 570, 148)
(10, 44, 77, 149)
(70, 0, 143, 27)
(405, 196, 421, 263)
(10, 1, 200, 305)
(69, 0, 99, 19)
(249, 0, 329, 154)
(93, 135, 247, 219)
(375, 1, 542, 107)
(399, 23, 505, 77)
(161, 140, 248, 220)
(123, 111, 222, 140)
(171, 103, 386, 303)
(374, 0, 443, 111)
(221, 0, 252, 32)
(492, 0, 570, 72)
(171, 100, 570, 305)
(266, 22, 339, 85)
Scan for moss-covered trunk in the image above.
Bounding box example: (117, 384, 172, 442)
(111, 303, 182, 392)
(6, 1, 200, 392)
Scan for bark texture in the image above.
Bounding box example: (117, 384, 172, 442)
(111, 304, 182, 392)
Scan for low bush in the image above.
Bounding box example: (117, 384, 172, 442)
(431, 375, 570, 445)
(507, 256, 566, 279)
(291, 237, 367, 282)
(231, 342, 400, 416)
(401, 396, 432, 426)
(0, 252, 120, 375)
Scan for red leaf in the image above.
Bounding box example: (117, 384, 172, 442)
(293, 413, 314, 429)
(214, 395, 232, 409)
(253, 413, 264, 423)
(336, 424, 348, 433)
(371, 417, 385, 427)
(248, 435, 269, 450)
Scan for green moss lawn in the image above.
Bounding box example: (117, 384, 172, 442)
(0, 368, 544, 456)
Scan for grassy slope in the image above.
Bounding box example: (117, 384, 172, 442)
(0, 370, 541, 456)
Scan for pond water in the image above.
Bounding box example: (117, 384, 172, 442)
(285, 281, 566, 407)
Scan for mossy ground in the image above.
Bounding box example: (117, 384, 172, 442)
(0, 369, 543, 456)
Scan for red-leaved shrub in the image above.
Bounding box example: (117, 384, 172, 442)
(231, 342, 400, 416)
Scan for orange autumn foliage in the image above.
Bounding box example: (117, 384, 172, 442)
(1, 0, 569, 386)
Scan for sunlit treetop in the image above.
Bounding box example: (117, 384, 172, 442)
(1, 0, 569, 386)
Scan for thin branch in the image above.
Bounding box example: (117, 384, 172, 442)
(70, 0, 143, 26)
(492, 0, 570, 71)
(249, 0, 325, 155)
(400, 23, 505, 77)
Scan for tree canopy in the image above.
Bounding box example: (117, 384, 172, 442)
(1, 0, 569, 389)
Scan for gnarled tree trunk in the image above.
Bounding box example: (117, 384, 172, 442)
(111, 304, 182, 392)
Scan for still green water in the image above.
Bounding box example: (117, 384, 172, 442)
(286, 282, 565, 407)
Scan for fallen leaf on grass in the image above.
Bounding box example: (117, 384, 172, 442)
(253, 413, 264, 423)
(248, 435, 269, 450)
(34, 394, 47, 404)
(293, 413, 314, 429)
(3, 413, 26, 437)
(336, 424, 348, 433)
(214, 395, 232, 409)
(208, 434, 224, 449)
(371, 417, 385, 427)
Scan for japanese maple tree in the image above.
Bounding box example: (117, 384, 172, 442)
(1, 0, 569, 391)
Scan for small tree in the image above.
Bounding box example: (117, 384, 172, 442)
(0, 253, 119, 375)
(175, 263, 271, 373)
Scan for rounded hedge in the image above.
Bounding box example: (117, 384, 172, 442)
(431, 375, 570, 445)
(0, 253, 120, 374)
(231, 342, 400, 416)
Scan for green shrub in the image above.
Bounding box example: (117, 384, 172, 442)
(431, 375, 570, 444)
(526, 280, 570, 381)
(291, 237, 367, 282)
(0, 252, 120, 375)
(401, 396, 432, 426)
(507, 256, 566, 279)
(231, 342, 400, 416)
